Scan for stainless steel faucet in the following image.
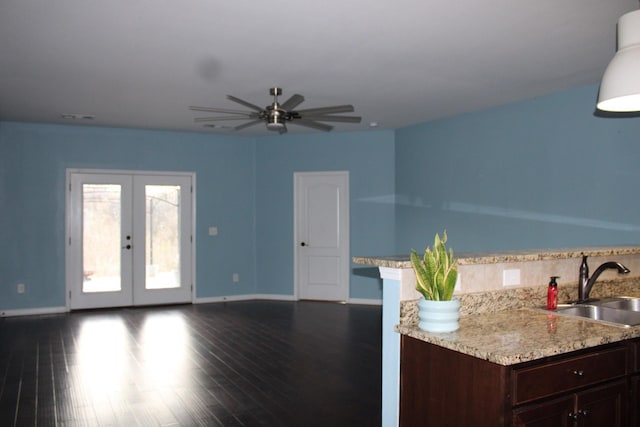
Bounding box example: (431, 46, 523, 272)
(578, 255, 630, 303)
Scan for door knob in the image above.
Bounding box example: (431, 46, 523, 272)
(301, 242, 307, 247)
(123, 244, 131, 250)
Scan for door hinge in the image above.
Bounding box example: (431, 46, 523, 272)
(68, 290, 72, 300)
(69, 182, 72, 192)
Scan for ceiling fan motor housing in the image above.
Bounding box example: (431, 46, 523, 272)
(266, 106, 285, 130)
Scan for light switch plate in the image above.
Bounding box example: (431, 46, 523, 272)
(503, 269, 521, 287)
(208, 227, 218, 236)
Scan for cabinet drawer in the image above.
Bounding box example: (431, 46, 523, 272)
(512, 347, 626, 405)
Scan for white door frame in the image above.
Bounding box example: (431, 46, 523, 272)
(293, 171, 350, 301)
(65, 168, 196, 310)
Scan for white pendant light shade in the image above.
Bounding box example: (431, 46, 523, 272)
(597, 9, 640, 112)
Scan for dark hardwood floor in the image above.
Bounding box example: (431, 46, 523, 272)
(0, 301, 382, 426)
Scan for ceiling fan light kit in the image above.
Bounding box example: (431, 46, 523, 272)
(190, 87, 362, 134)
(597, 9, 640, 112)
(266, 113, 285, 131)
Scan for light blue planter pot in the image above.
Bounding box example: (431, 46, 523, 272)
(418, 297, 460, 333)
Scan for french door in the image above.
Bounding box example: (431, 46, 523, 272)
(67, 171, 193, 309)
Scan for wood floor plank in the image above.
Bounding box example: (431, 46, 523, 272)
(0, 301, 382, 426)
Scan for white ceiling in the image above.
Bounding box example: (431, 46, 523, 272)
(0, 0, 637, 136)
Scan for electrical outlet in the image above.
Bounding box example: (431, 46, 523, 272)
(502, 269, 521, 287)
(17, 283, 25, 294)
(232, 273, 239, 283)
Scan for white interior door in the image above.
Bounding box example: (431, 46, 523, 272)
(67, 171, 193, 309)
(294, 171, 349, 301)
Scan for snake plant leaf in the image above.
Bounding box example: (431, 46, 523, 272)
(411, 250, 434, 300)
(443, 246, 458, 300)
(443, 268, 457, 301)
(423, 248, 437, 299)
(436, 264, 446, 300)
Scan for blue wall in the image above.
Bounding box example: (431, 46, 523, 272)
(3, 83, 640, 311)
(0, 122, 394, 311)
(0, 122, 257, 310)
(255, 131, 396, 300)
(395, 85, 640, 253)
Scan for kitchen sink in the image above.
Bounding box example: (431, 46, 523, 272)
(554, 304, 640, 327)
(541, 297, 640, 327)
(593, 297, 640, 312)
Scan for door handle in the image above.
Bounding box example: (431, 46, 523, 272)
(123, 244, 131, 250)
(300, 242, 307, 247)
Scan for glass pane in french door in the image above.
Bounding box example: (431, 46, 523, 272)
(82, 184, 122, 293)
(145, 185, 181, 290)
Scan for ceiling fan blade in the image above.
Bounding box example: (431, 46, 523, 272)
(280, 94, 305, 111)
(234, 119, 264, 131)
(189, 106, 254, 116)
(303, 115, 362, 123)
(226, 95, 264, 112)
(292, 119, 334, 132)
(294, 105, 354, 116)
(194, 116, 258, 122)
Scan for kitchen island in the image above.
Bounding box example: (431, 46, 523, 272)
(354, 246, 640, 426)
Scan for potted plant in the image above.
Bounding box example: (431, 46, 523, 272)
(410, 231, 460, 332)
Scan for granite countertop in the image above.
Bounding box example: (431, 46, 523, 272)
(354, 245, 640, 268)
(396, 308, 640, 366)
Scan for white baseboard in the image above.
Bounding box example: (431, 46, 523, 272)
(1, 296, 382, 316)
(195, 294, 297, 304)
(196, 294, 382, 306)
(0, 306, 68, 318)
(348, 298, 382, 306)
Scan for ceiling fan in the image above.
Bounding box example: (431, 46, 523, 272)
(190, 87, 362, 133)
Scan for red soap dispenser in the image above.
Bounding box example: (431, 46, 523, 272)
(547, 276, 559, 310)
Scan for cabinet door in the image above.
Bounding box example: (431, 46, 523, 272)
(577, 380, 627, 427)
(513, 380, 627, 427)
(512, 395, 574, 427)
(631, 375, 640, 427)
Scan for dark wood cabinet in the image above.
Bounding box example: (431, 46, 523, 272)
(631, 375, 640, 425)
(400, 335, 510, 426)
(511, 395, 574, 427)
(628, 339, 640, 426)
(400, 336, 629, 427)
(512, 380, 627, 426)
